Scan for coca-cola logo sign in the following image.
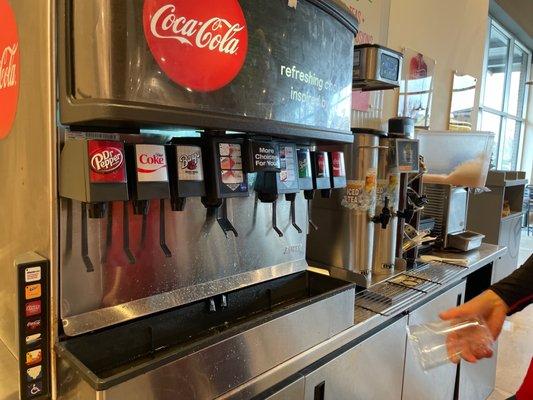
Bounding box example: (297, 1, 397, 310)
(90, 147, 124, 173)
(0, 0, 20, 140)
(143, 0, 248, 92)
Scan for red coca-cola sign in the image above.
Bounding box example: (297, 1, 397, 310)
(88, 140, 127, 183)
(143, 0, 248, 92)
(0, 0, 20, 140)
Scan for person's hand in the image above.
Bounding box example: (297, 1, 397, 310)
(439, 290, 509, 363)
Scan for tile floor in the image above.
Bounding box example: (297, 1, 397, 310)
(486, 231, 533, 400)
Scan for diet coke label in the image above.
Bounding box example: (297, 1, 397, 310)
(0, 0, 20, 140)
(88, 140, 127, 183)
(143, 0, 248, 92)
(177, 145, 204, 182)
(135, 144, 169, 182)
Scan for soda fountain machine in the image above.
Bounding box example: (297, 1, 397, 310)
(0, 1, 359, 399)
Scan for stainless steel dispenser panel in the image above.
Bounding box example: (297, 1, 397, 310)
(308, 133, 379, 285)
(58, 0, 357, 142)
(60, 193, 309, 336)
(57, 283, 355, 400)
(373, 137, 400, 276)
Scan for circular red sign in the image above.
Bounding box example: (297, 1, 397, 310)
(0, 0, 20, 140)
(143, 0, 248, 92)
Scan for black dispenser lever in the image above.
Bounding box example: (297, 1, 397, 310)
(216, 199, 238, 237)
(122, 202, 136, 264)
(81, 203, 94, 273)
(159, 199, 172, 257)
(287, 193, 302, 233)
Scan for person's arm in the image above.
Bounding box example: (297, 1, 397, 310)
(490, 253, 533, 315)
(439, 253, 532, 363)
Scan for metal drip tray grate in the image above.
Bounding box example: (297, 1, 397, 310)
(355, 261, 464, 321)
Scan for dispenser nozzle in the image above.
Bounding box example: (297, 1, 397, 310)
(372, 197, 392, 229)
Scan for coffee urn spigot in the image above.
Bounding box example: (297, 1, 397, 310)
(201, 133, 249, 237)
(372, 196, 392, 229)
(59, 137, 129, 272)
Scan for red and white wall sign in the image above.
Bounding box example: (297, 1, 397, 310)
(143, 0, 248, 92)
(0, 0, 20, 140)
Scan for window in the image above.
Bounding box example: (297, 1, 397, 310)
(479, 18, 531, 171)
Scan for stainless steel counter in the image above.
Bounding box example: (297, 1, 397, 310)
(221, 243, 506, 399)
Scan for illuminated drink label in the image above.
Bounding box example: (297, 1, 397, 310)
(88, 140, 127, 183)
(177, 145, 204, 182)
(135, 144, 169, 182)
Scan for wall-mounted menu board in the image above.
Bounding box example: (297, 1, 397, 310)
(59, 0, 357, 142)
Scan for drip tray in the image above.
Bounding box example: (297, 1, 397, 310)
(57, 271, 355, 393)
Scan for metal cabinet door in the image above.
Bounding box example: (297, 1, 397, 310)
(402, 281, 466, 400)
(458, 341, 498, 400)
(303, 315, 408, 400)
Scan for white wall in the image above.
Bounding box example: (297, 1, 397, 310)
(383, 0, 490, 130)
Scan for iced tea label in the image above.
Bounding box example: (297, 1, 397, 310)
(143, 0, 248, 92)
(88, 140, 127, 183)
(135, 144, 169, 182)
(0, 0, 20, 140)
(177, 145, 204, 181)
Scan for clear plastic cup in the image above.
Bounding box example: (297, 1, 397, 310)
(407, 318, 494, 371)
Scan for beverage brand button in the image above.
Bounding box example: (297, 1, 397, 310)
(24, 266, 41, 283)
(26, 318, 41, 332)
(135, 144, 169, 182)
(25, 333, 42, 346)
(26, 365, 42, 382)
(88, 140, 127, 183)
(143, 0, 248, 92)
(25, 349, 42, 366)
(25, 300, 41, 317)
(177, 145, 204, 182)
(25, 284, 41, 300)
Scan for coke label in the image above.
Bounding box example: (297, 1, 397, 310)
(88, 140, 127, 183)
(143, 0, 248, 92)
(135, 144, 169, 182)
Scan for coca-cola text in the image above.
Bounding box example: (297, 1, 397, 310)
(0, 43, 17, 90)
(150, 5, 243, 55)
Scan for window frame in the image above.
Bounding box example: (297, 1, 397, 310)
(479, 17, 531, 170)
